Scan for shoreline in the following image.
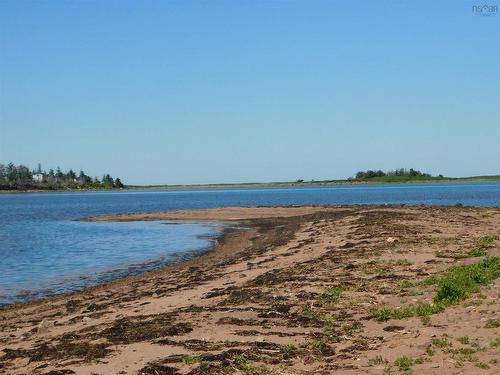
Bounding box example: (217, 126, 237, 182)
(1, 176, 500, 194)
(1, 205, 499, 374)
(0, 216, 256, 309)
(0, 206, 330, 310)
(0, 220, 231, 308)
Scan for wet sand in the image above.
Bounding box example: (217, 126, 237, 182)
(1, 205, 499, 374)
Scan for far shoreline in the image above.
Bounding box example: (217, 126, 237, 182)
(1, 175, 500, 194)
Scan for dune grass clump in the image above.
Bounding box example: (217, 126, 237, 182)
(317, 287, 344, 307)
(457, 336, 470, 345)
(231, 354, 269, 374)
(476, 235, 499, 246)
(467, 236, 498, 257)
(397, 280, 414, 289)
(372, 302, 443, 321)
(394, 356, 413, 372)
(467, 247, 488, 257)
(485, 319, 499, 328)
(431, 336, 450, 348)
(281, 343, 296, 354)
(182, 354, 203, 365)
(490, 337, 500, 347)
(372, 257, 500, 321)
(434, 257, 500, 305)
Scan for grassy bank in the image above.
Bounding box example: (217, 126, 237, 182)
(127, 174, 500, 190)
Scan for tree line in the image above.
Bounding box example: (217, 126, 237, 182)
(0, 162, 124, 190)
(352, 168, 442, 180)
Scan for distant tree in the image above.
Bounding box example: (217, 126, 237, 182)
(0, 163, 6, 183)
(7, 163, 18, 182)
(67, 169, 76, 181)
(56, 167, 64, 180)
(18, 165, 32, 185)
(78, 170, 92, 185)
(354, 168, 433, 180)
(358, 169, 386, 179)
(45, 168, 55, 185)
(114, 178, 124, 188)
(102, 174, 114, 187)
(37, 163, 43, 174)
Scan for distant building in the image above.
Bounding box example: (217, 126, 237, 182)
(33, 173, 44, 183)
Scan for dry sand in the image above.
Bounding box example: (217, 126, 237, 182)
(0, 205, 499, 374)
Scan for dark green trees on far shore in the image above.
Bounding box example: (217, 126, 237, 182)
(0, 162, 125, 190)
(352, 168, 440, 180)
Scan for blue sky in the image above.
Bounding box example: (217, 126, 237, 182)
(0, 1, 499, 184)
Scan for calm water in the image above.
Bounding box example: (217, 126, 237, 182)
(1, 181, 499, 304)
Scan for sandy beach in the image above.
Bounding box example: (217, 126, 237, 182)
(1, 205, 499, 374)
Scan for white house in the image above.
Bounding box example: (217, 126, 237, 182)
(33, 173, 44, 183)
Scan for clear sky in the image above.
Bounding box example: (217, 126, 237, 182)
(0, 1, 499, 185)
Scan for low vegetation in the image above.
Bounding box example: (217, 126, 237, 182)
(467, 235, 499, 257)
(231, 354, 269, 374)
(373, 302, 443, 321)
(373, 256, 500, 321)
(434, 256, 500, 305)
(485, 319, 499, 328)
(394, 356, 413, 373)
(457, 336, 470, 345)
(317, 287, 344, 306)
(281, 343, 297, 354)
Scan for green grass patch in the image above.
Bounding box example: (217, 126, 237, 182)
(182, 354, 203, 365)
(490, 337, 500, 347)
(393, 259, 413, 266)
(368, 355, 388, 366)
(431, 336, 450, 348)
(304, 338, 336, 356)
(484, 319, 499, 328)
(397, 280, 414, 289)
(467, 236, 499, 257)
(281, 343, 296, 354)
(457, 336, 470, 345)
(456, 347, 476, 355)
(373, 257, 500, 323)
(434, 257, 500, 305)
(317, 287, 344, 306)
(372, 302, 443, 321)
(394, 356, 413, 372)
(302, 305, 322, 319)
(467, 247, 488, 257)
(421, 275, 439, 286)
(231, 354, 268, 375)
(476, 361, 490, 369)
(476, 235, 499, 246)
(372, 267, 387, 276)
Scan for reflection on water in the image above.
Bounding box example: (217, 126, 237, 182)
(0, 220, 223, 304)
